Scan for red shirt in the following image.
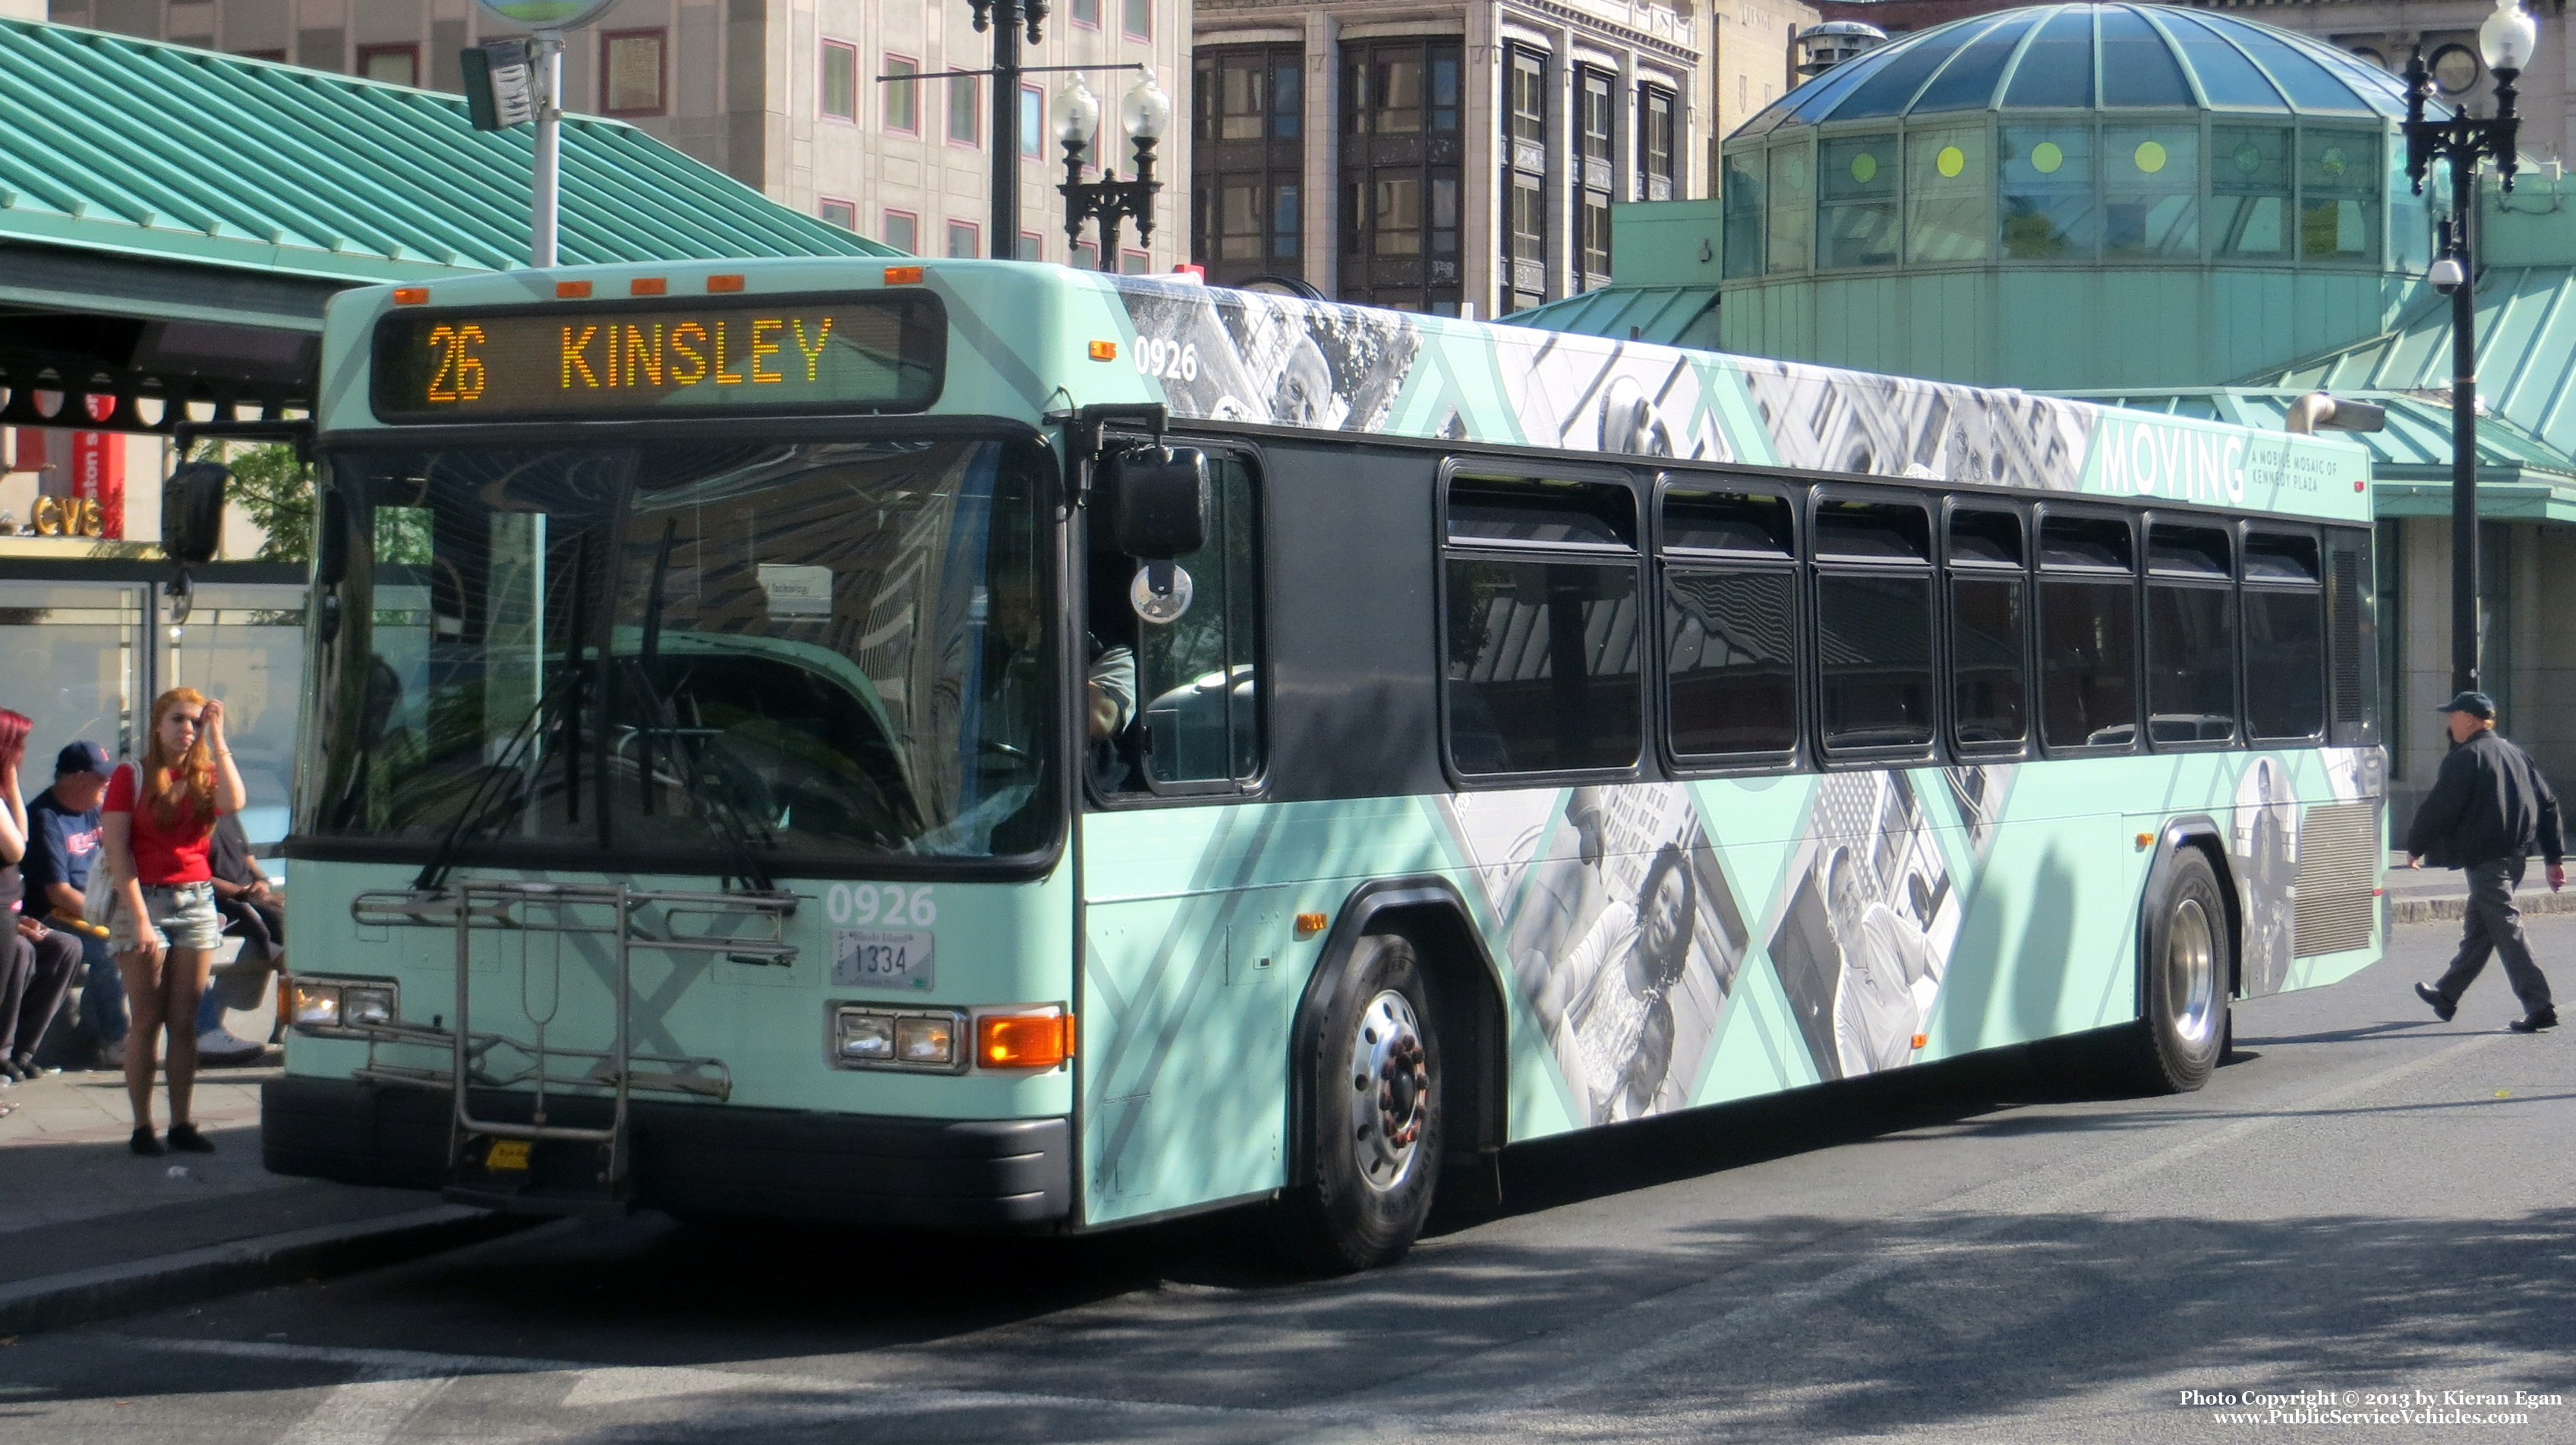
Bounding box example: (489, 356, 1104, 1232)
(102, 763, 217, 885)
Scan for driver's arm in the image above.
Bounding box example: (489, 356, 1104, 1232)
(1088, 644, 1137, 742)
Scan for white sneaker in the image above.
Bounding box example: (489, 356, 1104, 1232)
(196, 1028, 267, 1066)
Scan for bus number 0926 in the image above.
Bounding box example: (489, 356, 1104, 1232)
(1134, 337, 1199, 383)
(825, 882, 936, 926)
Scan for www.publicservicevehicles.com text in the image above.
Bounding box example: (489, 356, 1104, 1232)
(2182, 1389, 2562, 1426)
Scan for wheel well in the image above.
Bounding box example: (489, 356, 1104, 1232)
(1364, 901, 1508, 1164)
(2183, 836, 2246, 998)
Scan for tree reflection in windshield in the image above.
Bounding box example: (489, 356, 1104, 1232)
(307, 439, 1054, 866)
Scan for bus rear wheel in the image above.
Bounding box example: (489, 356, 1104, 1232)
(1280, 932, 1441, 1274)
(2124, 848, 2232, 1094)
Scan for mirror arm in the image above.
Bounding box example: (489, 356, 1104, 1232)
(172, 417, 316, 465)
(1046, 402, 1168, 509)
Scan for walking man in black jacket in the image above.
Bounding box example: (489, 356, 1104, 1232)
(2405, 691, 2563, 1032)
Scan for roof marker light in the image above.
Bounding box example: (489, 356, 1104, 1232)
(707, 274, 745, 293)
(884, 266, 925, 285)
(391, 287, 429, 305)
(630, 276, 667, 295)
(555, 279, 592, 299)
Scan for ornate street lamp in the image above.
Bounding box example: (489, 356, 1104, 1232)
(2405, 0, 2537, 694)
(1055, 70, 1171, 271)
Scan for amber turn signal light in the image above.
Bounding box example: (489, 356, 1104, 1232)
(555, 279, 593, 298)
(1089, 339, 1119, 361)
(391, 287, 429, 305)
(884, 265, 925, 285)
(977, 1013, 1073, 1069)
(706, 273, 745, 292)
(630, 276, 667, 295)
(1294, 911, 1328, 939)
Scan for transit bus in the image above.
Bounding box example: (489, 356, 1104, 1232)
(252, 257, 2383, 1270)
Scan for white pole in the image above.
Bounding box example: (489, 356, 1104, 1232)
(531, 32, 564, 267)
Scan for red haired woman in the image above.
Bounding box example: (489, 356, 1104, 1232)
(0, 708, 80, 1082)
(102, 688, 247, 1154)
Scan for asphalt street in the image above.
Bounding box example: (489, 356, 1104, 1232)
(5, 915, 2573, 1444)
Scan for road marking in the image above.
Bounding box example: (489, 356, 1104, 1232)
(273, 1369, 452, 1445)
(122, 1334, 1275, 1424)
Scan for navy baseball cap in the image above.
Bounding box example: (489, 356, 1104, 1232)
(2437, 690, 2497, 718)
(53, 741, 109, 776)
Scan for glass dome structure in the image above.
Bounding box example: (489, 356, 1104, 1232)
(1721, 4, 2438, 280)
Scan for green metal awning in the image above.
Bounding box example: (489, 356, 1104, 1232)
(1496, 285, 1723, 349)
(0, 17, 895, 427)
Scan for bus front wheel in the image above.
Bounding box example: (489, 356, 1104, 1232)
(1280, 932, 1442, 1273)
(2124, 848, 2232, 1094)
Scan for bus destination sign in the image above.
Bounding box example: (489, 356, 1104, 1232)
(370, 294, 944, 423)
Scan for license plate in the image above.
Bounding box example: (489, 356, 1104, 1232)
(831, 928, 935, 991)
(484, 1138, 531, 1172)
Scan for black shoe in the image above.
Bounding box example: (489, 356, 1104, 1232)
(130, 1127, 164, 1157)
(2415, 983, 2457, 1023)
(166, 1123, 216, 1153)
(0, 1059, 25, 1083)
(2508, 1010, 2559, 1033)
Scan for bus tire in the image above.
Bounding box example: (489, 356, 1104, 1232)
(2123, 847, 2232, 1094)
(1279, 931, 1441, 1274)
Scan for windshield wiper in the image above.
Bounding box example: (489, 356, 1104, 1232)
(623, 516, 777, 894)
(410, 659, 587, 894)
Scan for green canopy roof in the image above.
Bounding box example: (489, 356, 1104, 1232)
(0, 16, 895, 287)
(1494, 285, 1721, 349)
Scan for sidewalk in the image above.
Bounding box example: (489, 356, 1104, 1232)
(2380, 852, 2576, 925)
(0, 1061, 509, 1334)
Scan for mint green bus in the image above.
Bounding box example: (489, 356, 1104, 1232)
(260, 258, 2383, 1270)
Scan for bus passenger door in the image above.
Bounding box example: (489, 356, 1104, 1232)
(1077, 450, 1279, 1226)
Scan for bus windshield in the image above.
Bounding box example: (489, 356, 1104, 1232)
(304, 437, 1055, 866)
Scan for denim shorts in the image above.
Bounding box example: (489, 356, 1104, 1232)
(109, 881, 225, 954)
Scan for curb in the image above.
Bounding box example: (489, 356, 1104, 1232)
(0, 1204, 526, 1336)
(2388, 890, 2576, 926)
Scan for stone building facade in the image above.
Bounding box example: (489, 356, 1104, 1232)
(1187, 0, 1799, 314)
(46, 0, 1191, 267)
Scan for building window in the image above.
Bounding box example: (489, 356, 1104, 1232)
(1019, 231, 1043, 260)
(1073, 238, 1100, 269)
(601, 30, 665, 116)
(1342, 37, 1463, 313)
(357, 43, 417, 87)
(1070, 0, 1099, 27)
(235, 48, 287, 61)
(1503, 44, 1548, 311)
(1578, 66, 1616, 289)
(947, 220, 980, 257)
(1021, 84, 1043, 158)
(1123, 249, 1150, 273)
(820, 197, 858, 232)
(1123, 0, 1149, 39)
(821, 40, 858, 121)
(884, 55, 919, 134)
(884, 210, 919, 254)
(949, 74, 981, 146)
(1639, 83, 1676, 201)
(1191, 45, 1304, 288)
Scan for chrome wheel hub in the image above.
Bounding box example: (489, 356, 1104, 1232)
(1347, 989, 1429, 1193)
(2167, 897, 2219, 1047)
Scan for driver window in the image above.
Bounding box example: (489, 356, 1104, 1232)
(1096, 453, 1262, 793)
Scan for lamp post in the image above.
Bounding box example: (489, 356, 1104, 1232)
(966, 0, 1048, 257)
(1054, 70, 1171, 270)
(2405, 0, 2537, 695)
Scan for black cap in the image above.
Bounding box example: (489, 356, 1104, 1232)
(2437, 690, 2497, 719)
(53, 740, 109, 776)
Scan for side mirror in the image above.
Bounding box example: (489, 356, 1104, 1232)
(162, 460, 229, 567)
(1104, 446, 1209, 560)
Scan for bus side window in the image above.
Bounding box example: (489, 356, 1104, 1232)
(1662, 485, 1798, 763)
(1126, 454, 1263, 790)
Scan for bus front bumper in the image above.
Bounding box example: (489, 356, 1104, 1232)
(262, 1076, 1071, 1229)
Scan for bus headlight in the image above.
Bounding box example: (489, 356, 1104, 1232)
(831, 1005, 966, 1073)
(291, 982, 340, 1030)
(292, 977, 399, 1036)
